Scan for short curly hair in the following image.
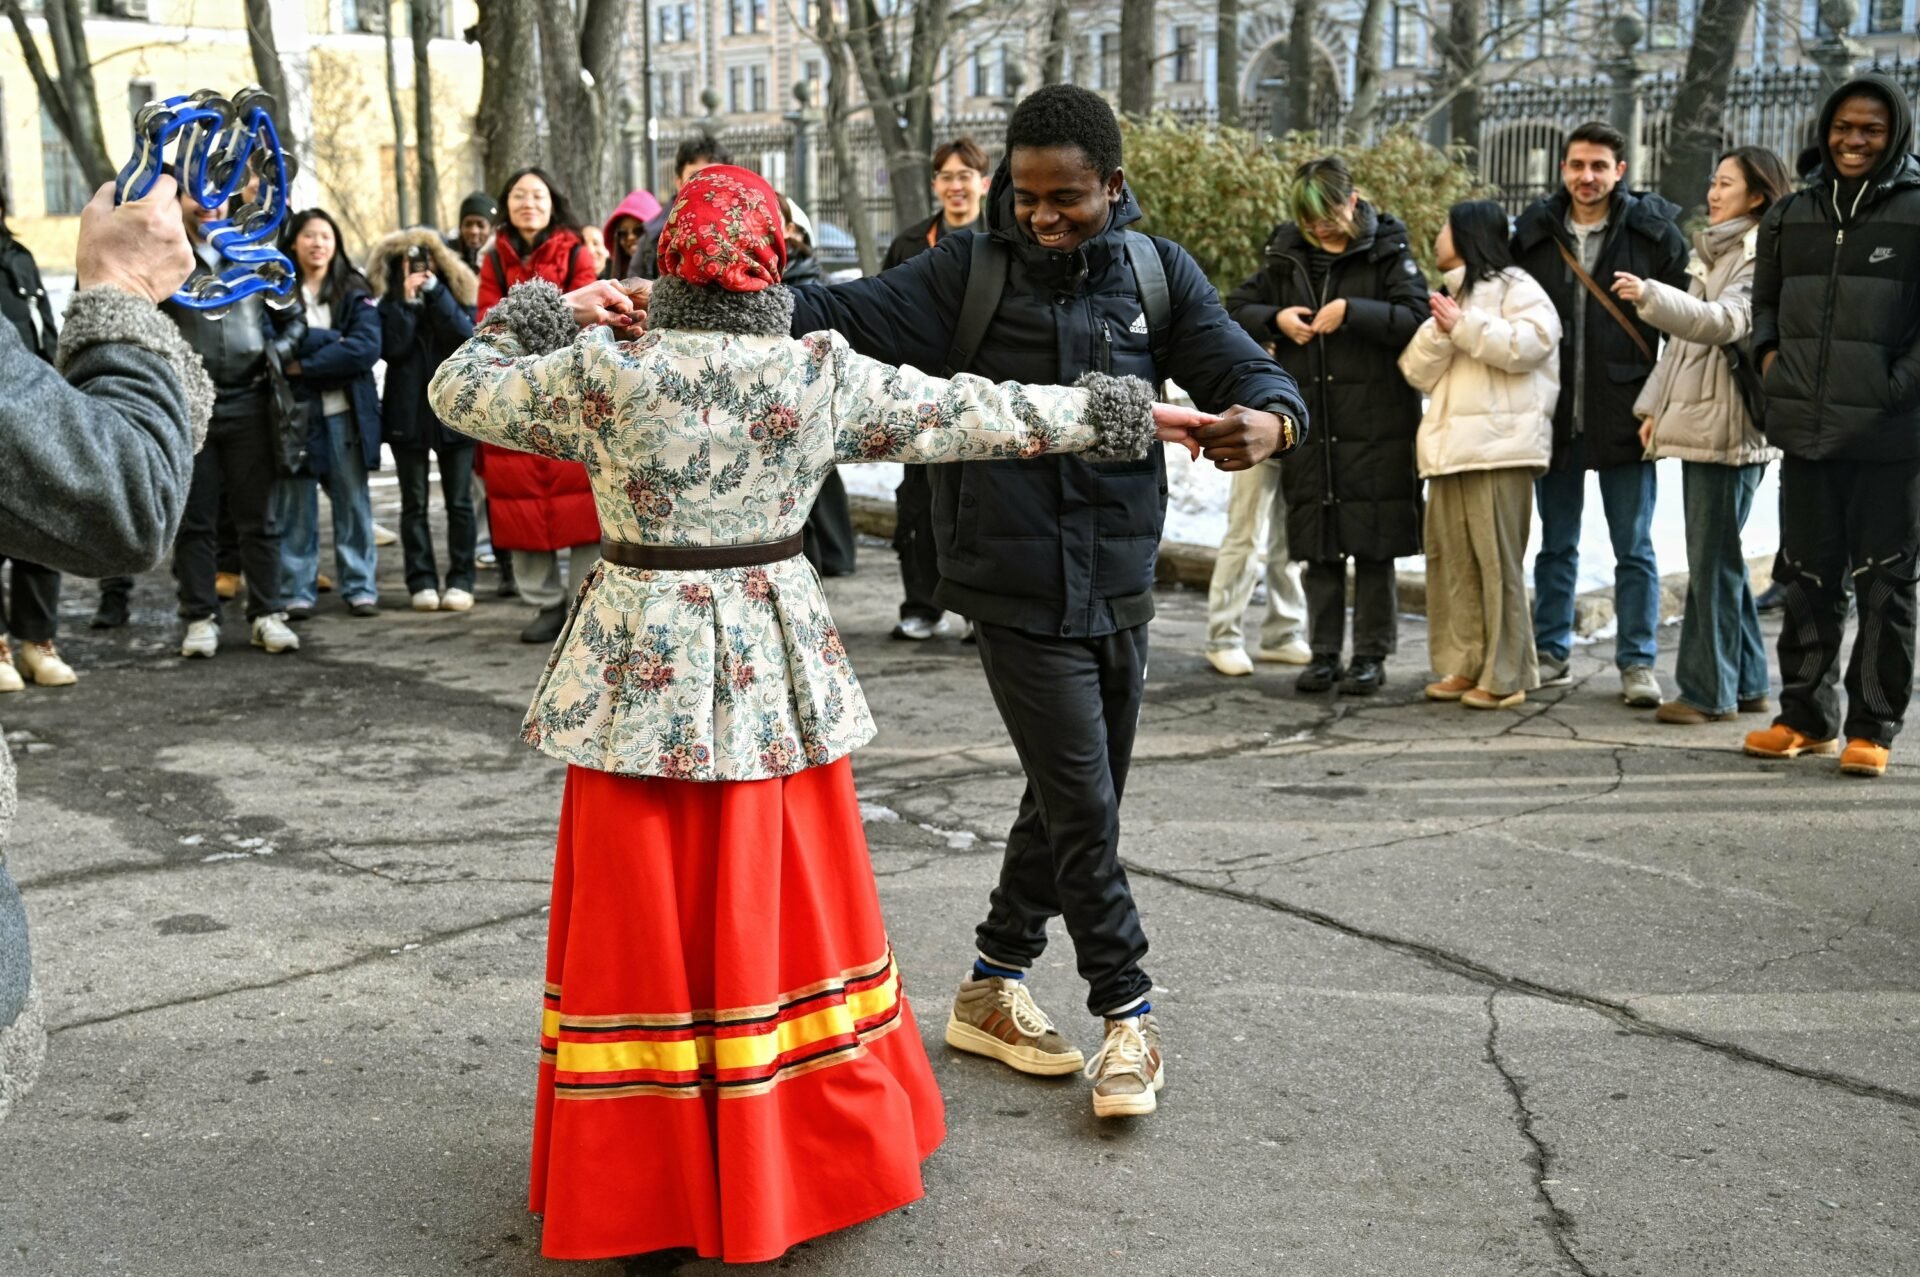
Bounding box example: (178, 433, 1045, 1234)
(1005, 85, 1124, 178)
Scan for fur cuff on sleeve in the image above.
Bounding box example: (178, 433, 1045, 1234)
(57, 287, 215, 452)
(484, 279, 578, 356)
(1076, 372, 1157, 461)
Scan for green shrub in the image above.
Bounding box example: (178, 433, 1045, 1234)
(1121, 117, 1488, 290)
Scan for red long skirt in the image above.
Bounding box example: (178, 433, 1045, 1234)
(531, 758, 946, 1263)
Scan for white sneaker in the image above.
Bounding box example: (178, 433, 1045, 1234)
(1206, 647, 1255, 677)
(410, 588, 441, 612)
(251, 613, 300, 653)
(440, 588, 475, 612)
(372, 522, 399, 547)
(1256, 638, 1314, 665)
(0, 641, 22, 692)
(18, 641, 76, 686)
(181, 618, 220, 659)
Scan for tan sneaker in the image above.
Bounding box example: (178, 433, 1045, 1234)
(0, 640, 21, 693)
(944, 974, 1085, 1076)
(1086, 1013, 1165, 1118)
(18, 641, 76, 687)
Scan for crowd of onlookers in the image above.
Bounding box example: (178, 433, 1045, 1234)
(2, 73, 1914, 777)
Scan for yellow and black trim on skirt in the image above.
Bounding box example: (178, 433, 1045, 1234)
(539, 951, 905, 1100)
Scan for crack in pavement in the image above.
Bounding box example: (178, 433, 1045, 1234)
(49, 901, 551, 1034)
(1484, 992, 1599, 1277)
(1671, 914, 1874, 1001)
(1117, 856, 1920, 1111)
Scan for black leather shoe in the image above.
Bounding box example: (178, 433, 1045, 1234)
(1756, 580, 1786, 613)
(1295, 656, 1344, 694)
(91, 593, 130, 630)
(1340, 657, 1386, 696)
(519, 603, 568, 644)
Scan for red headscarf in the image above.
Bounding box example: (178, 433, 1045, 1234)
(657, 165, 788, 293)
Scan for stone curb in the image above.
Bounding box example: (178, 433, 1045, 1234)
(848, 494, 1775, 639)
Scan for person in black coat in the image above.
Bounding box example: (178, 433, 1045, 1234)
(779, 85, 1306, 1116)
(882, 136, 991, 640)
(1226, 158, 1428, 695)
(1512, 121, 1689, 706)
(370, 228, 479, 612)
(0, 193, 75, 688)
(777, 194, 855, 577)
(1745, 74, 1920, 774)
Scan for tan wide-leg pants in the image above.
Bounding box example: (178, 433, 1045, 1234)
(1425, 469, 1539, 696)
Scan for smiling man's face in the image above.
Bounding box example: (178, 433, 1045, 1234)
(1829, 94, 1892, 180)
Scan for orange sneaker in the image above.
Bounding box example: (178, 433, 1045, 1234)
(1840, 739, 1890, 777)
(1743, 724, 1838, 759)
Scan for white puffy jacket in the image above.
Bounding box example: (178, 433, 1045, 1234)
(1398, 266, 1562, 479)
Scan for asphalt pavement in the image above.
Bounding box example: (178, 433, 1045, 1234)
(0, 516, 1915, 1277)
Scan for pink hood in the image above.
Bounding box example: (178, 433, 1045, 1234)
(604, 189, 664, 241)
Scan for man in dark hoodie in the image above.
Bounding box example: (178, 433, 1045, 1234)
(1744, 74, 1920, 778)
(1513, 121, 1690, 708)
(778, 85, 1307, 1120)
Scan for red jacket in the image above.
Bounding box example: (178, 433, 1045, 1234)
(475, 227, 603, 553)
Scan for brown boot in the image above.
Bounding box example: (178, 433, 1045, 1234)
(1656, 701, 1734, 725)
(1743, 723, 1838, 759)
(1840, 739, 1890, 777)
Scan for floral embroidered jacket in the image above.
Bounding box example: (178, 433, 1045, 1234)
(428, 277, 1154, 781)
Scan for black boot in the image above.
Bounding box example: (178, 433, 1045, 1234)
(1296, 655, 1344, 694)
(519, 602, 568, 644)
(91, 579, 132, 630)
(497, 554, 520, 599)
(1340, 657, 1386, 696)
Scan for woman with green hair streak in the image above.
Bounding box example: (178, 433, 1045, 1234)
(1226, 157, 1430, 697)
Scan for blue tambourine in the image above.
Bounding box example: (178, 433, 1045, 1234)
(116, 86, 298, 316)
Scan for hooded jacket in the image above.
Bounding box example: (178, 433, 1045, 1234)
(1750, 73, 1920, 461)
(0, 229, 57, 364)
(786, 161, 1306, 638)
(1632, 215, 1779, 467)
(604, 189, 664, 280)
(475, 226, 603, 552)
(367, 228, 478, 452)
(1225, 204, 1428, 561)
(1513, 186, 1691, 470)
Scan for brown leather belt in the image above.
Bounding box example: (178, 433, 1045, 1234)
(598, 532, 805, 571)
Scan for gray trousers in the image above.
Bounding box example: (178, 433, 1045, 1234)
(1304, 558, 1398, 661)
(512, 544, 601, 610)
(1426, 469, 1539, 696)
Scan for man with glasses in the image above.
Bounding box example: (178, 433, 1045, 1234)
(883, 137, 990, 641)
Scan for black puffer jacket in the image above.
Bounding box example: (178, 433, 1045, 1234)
(0, 230, 57, 364)
(370, 228, 478, 452)
(1513, 188, 1690, 470)
(789, 164, 1307, 638)
(1226, 205, 1427, 561)
(1751, 74, 1920, 462)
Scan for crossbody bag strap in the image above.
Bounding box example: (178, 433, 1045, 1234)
(943, 233, 1007, 377)
(1555, 237, 1654, 362)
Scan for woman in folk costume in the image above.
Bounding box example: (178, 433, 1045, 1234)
(427, 165, 1205, 1264)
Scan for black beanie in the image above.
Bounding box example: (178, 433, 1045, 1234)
(458, 191, 499, 223)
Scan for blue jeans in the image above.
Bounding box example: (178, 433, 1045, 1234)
(274, 411, 378, 607)
(1674, 462, 1768, 715)
(1533, 445, 1660, 668)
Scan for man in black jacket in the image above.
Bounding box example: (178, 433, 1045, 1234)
(786, 86, 1306, 1118)
(1745, 74, 1920, 777)
(1513, 121, 1689, 707)
(882, 136, 990, 641)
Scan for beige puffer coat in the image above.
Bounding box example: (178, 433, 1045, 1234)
(1399, 266, 1562, 479)
(1631, 217, 1780, 467)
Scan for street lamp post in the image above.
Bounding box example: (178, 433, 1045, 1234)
(640, 0, 657, 192)
(620, 94, 641, 195)
(1604, 13, 1646, 179)
(785, 81, 814, 210)
(1807, 0, 1864, 93)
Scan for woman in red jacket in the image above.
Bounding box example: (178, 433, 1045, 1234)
(476, 167, 603, 643)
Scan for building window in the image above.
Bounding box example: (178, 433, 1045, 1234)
(1171, 25, 1197, 82)
(92, 0, 152, 19)
(1536, 0, 1566, 55)
(727, 65, 745, 113)
(1098, 32, 1119, 89)
(41, 105, 88, 217)
(750, 64, 768, 112)
(127, 78, 155, 128)
(658, 5, 678, 42)
(751, 0, 767, 32)
(726, 0, 741, 36)
(1391, 5, 1421, 65)
(1490, 0, 1526, 59)
(971, 47, 994, 98)
(1647, 0, 1682, 47)
(1869, 0, 1903, 30)
(341, 0, 386, 34)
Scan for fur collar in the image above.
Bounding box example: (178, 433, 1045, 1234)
(364, 228, 479, 308)
(648, 275, 795, 336)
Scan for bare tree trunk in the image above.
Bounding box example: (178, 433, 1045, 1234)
(1216, 0, 1240, 125)
(844, 0, 932, 229)
(535, 0, 607, 218)
(1287, 0, 1316, 133)
(1442, 0, 1480, 153)
(472, 0, 540, 196)
(819, 9, 879, 275)
(383, 7, 412, 228)
(1043, 0, 1072, 86)
(409, 0, 442, 227)
(1658, 0, 1759, 218)
(902, 0, 949, 172)
(579, 0, 623, 212)
(1347, 0, 1387, 141)
(1120, 0, 1156, 117)
(242, 0, 296, 149)
(3, 0, 113, 189)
